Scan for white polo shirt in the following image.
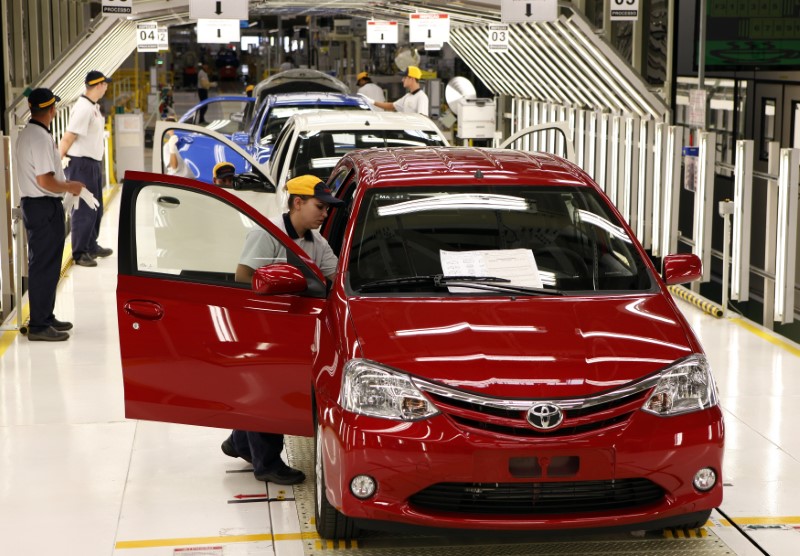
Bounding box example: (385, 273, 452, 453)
(14, 120, 65, 199)
(65, 95, 105, 160)
(358, 83, 385, 111)
(239, 213, 338, 278)
(393, 88, 429, 116)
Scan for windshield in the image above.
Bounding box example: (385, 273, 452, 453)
(258, 105, 370, 146)
(290, 129, 446, 182)
(347, 186, 654, 295)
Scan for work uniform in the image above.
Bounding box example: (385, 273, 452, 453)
(358, 82, 385, 110)
(232, 212, 338, 477)
(393, 87, 429, 116)
(14, 120, 67, 333)
(64, 94, 105, 261)
(197, 67, 210, 123)
(239, 213, 338, 277)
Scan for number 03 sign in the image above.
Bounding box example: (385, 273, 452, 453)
(488, 24, 509, 53)
(610, 0, 639, 21)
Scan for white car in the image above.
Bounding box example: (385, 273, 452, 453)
(265, 111, 449, 201)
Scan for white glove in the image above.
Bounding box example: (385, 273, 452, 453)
(61, 156, 71, 169)
(62, 192, 80, 212)
(79, 188, 100, 211)
(168, 134, 179, 154)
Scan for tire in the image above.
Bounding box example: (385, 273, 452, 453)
(314, 419, 360, 540)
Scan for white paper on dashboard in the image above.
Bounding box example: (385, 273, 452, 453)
(440, 249, 543, 292)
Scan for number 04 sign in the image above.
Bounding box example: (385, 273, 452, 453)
(610, 0, 639, 21)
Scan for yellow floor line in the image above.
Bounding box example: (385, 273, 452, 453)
(716, 516, 800, 526)
(729, 317, 800, 358)
(116, 531, 316, 549)
(0, 184, 119, 356)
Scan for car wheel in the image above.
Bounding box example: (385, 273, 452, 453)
(314, 419, 359, 540)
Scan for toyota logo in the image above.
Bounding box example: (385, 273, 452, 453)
(526, 403, 564, 431)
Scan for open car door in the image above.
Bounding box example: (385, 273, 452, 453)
(117, 171, 328, 436)
(153, 120, 285, 219)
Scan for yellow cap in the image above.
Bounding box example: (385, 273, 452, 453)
(356, 71, 368, 81)
(213, 161, 235, 179)
(403, 66, 422, 80)
(245, 84, 254, 92)
(286, 175, 344, 206)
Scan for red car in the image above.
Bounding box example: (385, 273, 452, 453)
(117, 147, 723, 540)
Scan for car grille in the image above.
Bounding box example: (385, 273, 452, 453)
(416, 376, 657, 439)
(409, 479, 664, 515)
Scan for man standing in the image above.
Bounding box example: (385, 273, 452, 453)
(197, 64, 216, 124)
(15, 89, 89, 341)
(372, 66, 429, 116)
(223, 175, 344, 484)
(59, 70, 113, 268)
(356, 71, 385, 110)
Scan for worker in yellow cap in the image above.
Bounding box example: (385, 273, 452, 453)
(224, 174, 344, 485)
(212, 161, 236, 187)
(371, 65, 429, 115)
(244, 84, 254, 97)
(355, 71, 385, 109)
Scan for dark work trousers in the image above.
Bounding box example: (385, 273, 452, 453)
(197, 88, 209, 122)
(230, 430, 285, 474)
(65, 156, 103, 260)
(21, 196, 66, 333)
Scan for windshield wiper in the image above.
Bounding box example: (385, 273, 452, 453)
(356, 274, 562, 295)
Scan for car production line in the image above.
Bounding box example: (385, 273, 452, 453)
(1, 191, 800, 556)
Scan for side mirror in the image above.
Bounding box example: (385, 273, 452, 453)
(233, 172, 275, 192)
(662, 253, 702, 285)
(252, 263, 307, 295)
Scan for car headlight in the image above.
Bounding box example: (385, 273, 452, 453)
(340, 359, 439, 421)
(643, 354, 719, 416)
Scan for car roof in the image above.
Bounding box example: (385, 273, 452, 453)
(343, 147, 591, 190)
(286, 111, 441, 132)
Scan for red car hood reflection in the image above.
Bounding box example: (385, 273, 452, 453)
(347, 295, 694, 399)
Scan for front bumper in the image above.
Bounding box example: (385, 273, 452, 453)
(319, 404, 724, 531)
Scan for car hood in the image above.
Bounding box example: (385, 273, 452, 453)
(346, 294, 695, 399)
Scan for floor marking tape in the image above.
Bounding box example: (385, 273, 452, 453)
(115, 531, 315, 549)
(730, 318, 800, 357)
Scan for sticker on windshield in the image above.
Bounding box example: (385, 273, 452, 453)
(440, 249, 544, 292)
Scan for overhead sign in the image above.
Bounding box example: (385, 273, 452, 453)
(158, 27, 169, 51)
(501, 0, 557, 23)
(196, 18, 241, 44)
(366, 20, 399, 44)
(190, 0, 248, 20)
(409, 13, 450, 45)
(102, 0, 132, 16)
(136, 22, 159, 52)
(488, 24, 510, 53)
(610, 0, 639, 21)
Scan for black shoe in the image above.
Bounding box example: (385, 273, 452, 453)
(255, 463, 305, 485)
(74, 253, 97, 267)
(221, 437, 252, 463)
(28, 326, 69, 342)
(91, 245, 113, 258)
(51, 318, 73, 331)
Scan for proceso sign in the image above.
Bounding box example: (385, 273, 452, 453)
(610, 0, 639, 21)
(102, 0, 132, 16)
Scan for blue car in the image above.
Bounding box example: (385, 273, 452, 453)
(165, 92, 371, 183)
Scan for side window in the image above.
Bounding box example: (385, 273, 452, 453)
(133, 183, 327, 296)
(325, 171, 357, 256)
(268, 125, 294, 179)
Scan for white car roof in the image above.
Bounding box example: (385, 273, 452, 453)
(285, 111, 442, 133)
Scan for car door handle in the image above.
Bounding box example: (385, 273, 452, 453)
(156, 196, 180, 208)
(124, 300, 165, 320)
